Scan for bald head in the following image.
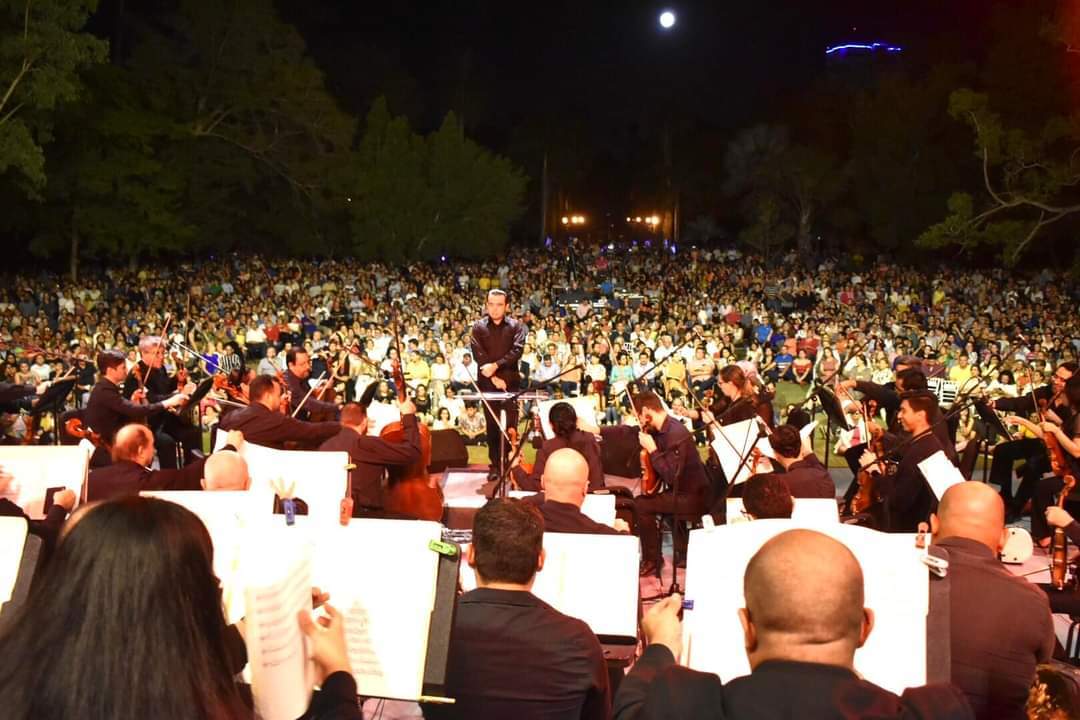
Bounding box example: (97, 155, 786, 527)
(112, 424, 154, 466)
(933, 481, 1006, 552)
(201, 450, 251, 491)
(540, 448, 589, 507)
(742, 530, 869, 669)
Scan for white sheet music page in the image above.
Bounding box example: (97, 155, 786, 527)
(709, 418, 773, 486)
(0, 447, 88, 519)
(682, 520, 928, 695)
(917, 451, 964, 500)
(243, 523, 315, 720)
(311, 519, 443, 701)
(0, 516, 28, 606)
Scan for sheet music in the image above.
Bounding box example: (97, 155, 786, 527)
(460, 532, 639, 639)
(0, 446, 89, 519)
(726, 498, 839, 525)
(211, 439, 349, 525)
(310, 520, 443, 700)
(709, 418, 774, 486)
(504, 492, 617, 528)
(918, 451, 964, 500)
(682, 521, 928, 694)
(0, 517, 28, 606)
(243, 524, 315, 720)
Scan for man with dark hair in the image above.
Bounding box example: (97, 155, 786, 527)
(764, 424, 835, 499)
(218, 374, 339, 449)
(284, 347, 339, 421)
(470, 288, 528, 479)
(425, 498, 610, 720)
(742, 474, 794, 519)
(631, 390, 709, 576)
(613, 529, 971, 719)
(512, 401, 605, 492)
(319, 399, 421, 515)
(84, 349, 188, 467)
(861, 391, 947, 532)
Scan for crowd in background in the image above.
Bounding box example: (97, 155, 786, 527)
(0, 241, 1077, 445)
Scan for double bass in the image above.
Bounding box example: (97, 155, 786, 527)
(382, 325, 443, 521)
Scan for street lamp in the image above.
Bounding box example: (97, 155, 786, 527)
(659, 10, 676, 30)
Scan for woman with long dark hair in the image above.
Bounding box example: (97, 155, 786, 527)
(0, 496, 360, 720)
(511, 401, 605, 492)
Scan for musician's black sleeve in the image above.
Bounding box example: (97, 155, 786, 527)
(993, 387, 1047, 415)
(854, 380, 900, 413)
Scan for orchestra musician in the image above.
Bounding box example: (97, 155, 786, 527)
(84, 349, 188, 467)
(0, 380, 51, 413)
(283, 347, 340, 421)
(217, 374, 339, 449)
(859, 391, 946, 533)
(318, 399, 422, 516)
(511, 401, 605, 492)
(759, 424, 836, 499)
(632, 391, 709, 577)
(988, 361, 1077, 521)
(470, 288, 528, 479)
(122, 335, 202, 469)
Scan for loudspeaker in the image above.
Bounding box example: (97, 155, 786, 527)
(428, 429, 469, 472)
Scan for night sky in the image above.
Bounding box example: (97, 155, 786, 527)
(276, 0, 992, 212)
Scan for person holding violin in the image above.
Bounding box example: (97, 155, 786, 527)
(122, 335, 202, 469)
(510, 401, 605, 492)
(1005, 373, 1080, 546)
(631, 390, 708, 577)
(319, 398, 422, 517)
(217, 374, 339, 450)
(84, 349, 189, 468)
(470, 289, 528, 479)
(859, 391, 945, 533)
(713, 364, 775, 428)
(283, 347, 340, 421)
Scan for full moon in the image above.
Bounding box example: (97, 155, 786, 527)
(659, 10, 676, 29)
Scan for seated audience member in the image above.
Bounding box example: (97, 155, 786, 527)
(931, 482, 1054, 720)
(613, 529, 971, 719)
(534, 448, 629, 534)
(0, 496, 362, 720)
(425, 498, 610, 720)
(87, 425, 244, 501)
(741, 473, 794, 520)
(766, 423, 835, 499)
(513, 402, 605, 492)
(457, 403, 487, 445)
(201, 450, 251, 491)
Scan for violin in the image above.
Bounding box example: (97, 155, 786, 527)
(623, 386, 661, 496)
(65, 417, 109, 453)
(1041, 412, 1077, 590)
(382, 322, 442, 521)
(852, 422, 889, 515)
(213, 374, 249, 404)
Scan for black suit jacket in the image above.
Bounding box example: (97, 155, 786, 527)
(514, 430, 606, 492)
(285, 370, 339, 421)
(780, 456, 836, 498)
(879, 431, 944, 533)
(318, 417, 422, 509)
(86, 457, 208, 501)
(84, 379, 166, 445)
(614, 644, 972, 720)
(423, 588, 609, 720)
(218, 402, 339, 450)
(0, 498, 69, 560)
(935, 537, 1055, 720)
(122, 363, 177, 404)
(539, 499, 623, 535)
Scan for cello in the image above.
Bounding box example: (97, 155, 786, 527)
(382, 323, 443, 521)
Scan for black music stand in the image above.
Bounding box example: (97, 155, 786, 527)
(813, 385, 851, 468)
(31, 378, 77, 445)
(974, 399, 1011, 484)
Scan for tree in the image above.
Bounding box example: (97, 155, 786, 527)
(0, 0, 107, 194)
(724, 124, 841, 262)
(738, 196, 793, 265)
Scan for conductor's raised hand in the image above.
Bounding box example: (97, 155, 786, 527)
(298, 603, 352, 682)
(642, 593, 684, 659)
(398, 398, 417, 416)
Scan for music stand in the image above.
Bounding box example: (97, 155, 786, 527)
(814, 385, 851, 468)
(974, 399, 1011, 484)
(31, 378, 76, 446)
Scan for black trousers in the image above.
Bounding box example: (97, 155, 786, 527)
(636, 489, 707, 564)
(482, 399, 518, 472)
(1039, 583, 1080, 615)
(989, 438, 1045, 506)
(154, 414, 203, 469)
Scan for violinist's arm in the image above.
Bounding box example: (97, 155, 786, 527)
(1005, 416, 1043, 439)
(853, 380, 899, 413)
(1042, 422, 1080, 458)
